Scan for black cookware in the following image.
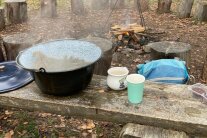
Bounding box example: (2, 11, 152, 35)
(0, 61, 33, 93)
(16, 39, 102, 96)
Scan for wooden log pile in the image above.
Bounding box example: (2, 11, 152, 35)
(110, 23, 147, 50)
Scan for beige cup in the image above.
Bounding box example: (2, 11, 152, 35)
(107, 67, 129, 90)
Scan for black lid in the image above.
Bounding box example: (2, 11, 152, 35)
(0, 61, 33, 93)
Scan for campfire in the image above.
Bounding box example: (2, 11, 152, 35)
(110, 23, 147, 51)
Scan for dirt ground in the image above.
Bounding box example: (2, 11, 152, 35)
(0, 1, 207, 137)
(0, 108, 122, 137)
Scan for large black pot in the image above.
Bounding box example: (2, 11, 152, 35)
(16, 39, 102, 96)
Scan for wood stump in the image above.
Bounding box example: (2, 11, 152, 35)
(202, 49, 207, 83)
(90, 0, 109, 10)
(5, 0, 27, 24)
(3, 33, 42, 60)
(146, 41, 191, 68)
(0, 37, 5, 62)
(41, 0, 57, 17)
(194, 0, 207, 22)
(134, 0, 149, 12)
(157, 0, 172, 13)
(110, 0, 125, 9)
(178, 0, 194, 18)
(71, 0, 84, 15)
(0, 7, 5, 30)
(80, 37, 112, 76)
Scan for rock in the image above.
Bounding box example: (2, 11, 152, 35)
(143, 45, 151, 53)
(135, 49, 144, 55)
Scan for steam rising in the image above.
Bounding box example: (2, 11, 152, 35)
(26, 0, 140, 42)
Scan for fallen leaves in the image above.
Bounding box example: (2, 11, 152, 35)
(98, 89, 105, 93)
(23, 122, 28, 125)
(5, 110, 13, 115)
(78, 120, 95, 130)
(38, 113, 52, 118)
(4, 130, 14, 138)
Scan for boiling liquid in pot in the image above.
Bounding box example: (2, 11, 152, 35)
(32, 51, 91, 72)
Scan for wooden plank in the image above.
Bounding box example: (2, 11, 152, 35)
(0, 75, 206, 136)
(119, 123, 189, 138)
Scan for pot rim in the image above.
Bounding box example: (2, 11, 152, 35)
(16, 39, 102, 73)
(107, 67, 129, 77)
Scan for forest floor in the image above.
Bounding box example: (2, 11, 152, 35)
(0, 1, 207, 137)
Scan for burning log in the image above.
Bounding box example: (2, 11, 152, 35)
(110, 23, 146, 50)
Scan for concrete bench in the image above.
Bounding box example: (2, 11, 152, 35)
(0, 75, 206, 137)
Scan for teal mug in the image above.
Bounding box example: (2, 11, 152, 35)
(126, 74, 145, 104)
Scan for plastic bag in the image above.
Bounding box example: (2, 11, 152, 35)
(137, 59, 189, 84)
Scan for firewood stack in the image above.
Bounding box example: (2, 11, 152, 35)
(110, 23, 147, 51)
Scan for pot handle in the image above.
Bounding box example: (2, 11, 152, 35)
(0, 65, 5, 72)
(39, 68, 46, 73)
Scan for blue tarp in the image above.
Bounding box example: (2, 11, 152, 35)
(137, 59, 189, 84)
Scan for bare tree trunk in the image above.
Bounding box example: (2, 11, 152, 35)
(178, 0, 194, 18)
(0, 7, 5, 30)
(157, 0, 172, 13)
(71, 0, 85, 15)
(5, 0, 27, 24)
(194, 0, 207, 22)
(134, 0, 149, 12)
(41, 0, 57, 17)
(110, 0, 125, 9)
(91, 0, 109, 10)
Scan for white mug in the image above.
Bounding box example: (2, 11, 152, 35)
(107, 67, 129, 90)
